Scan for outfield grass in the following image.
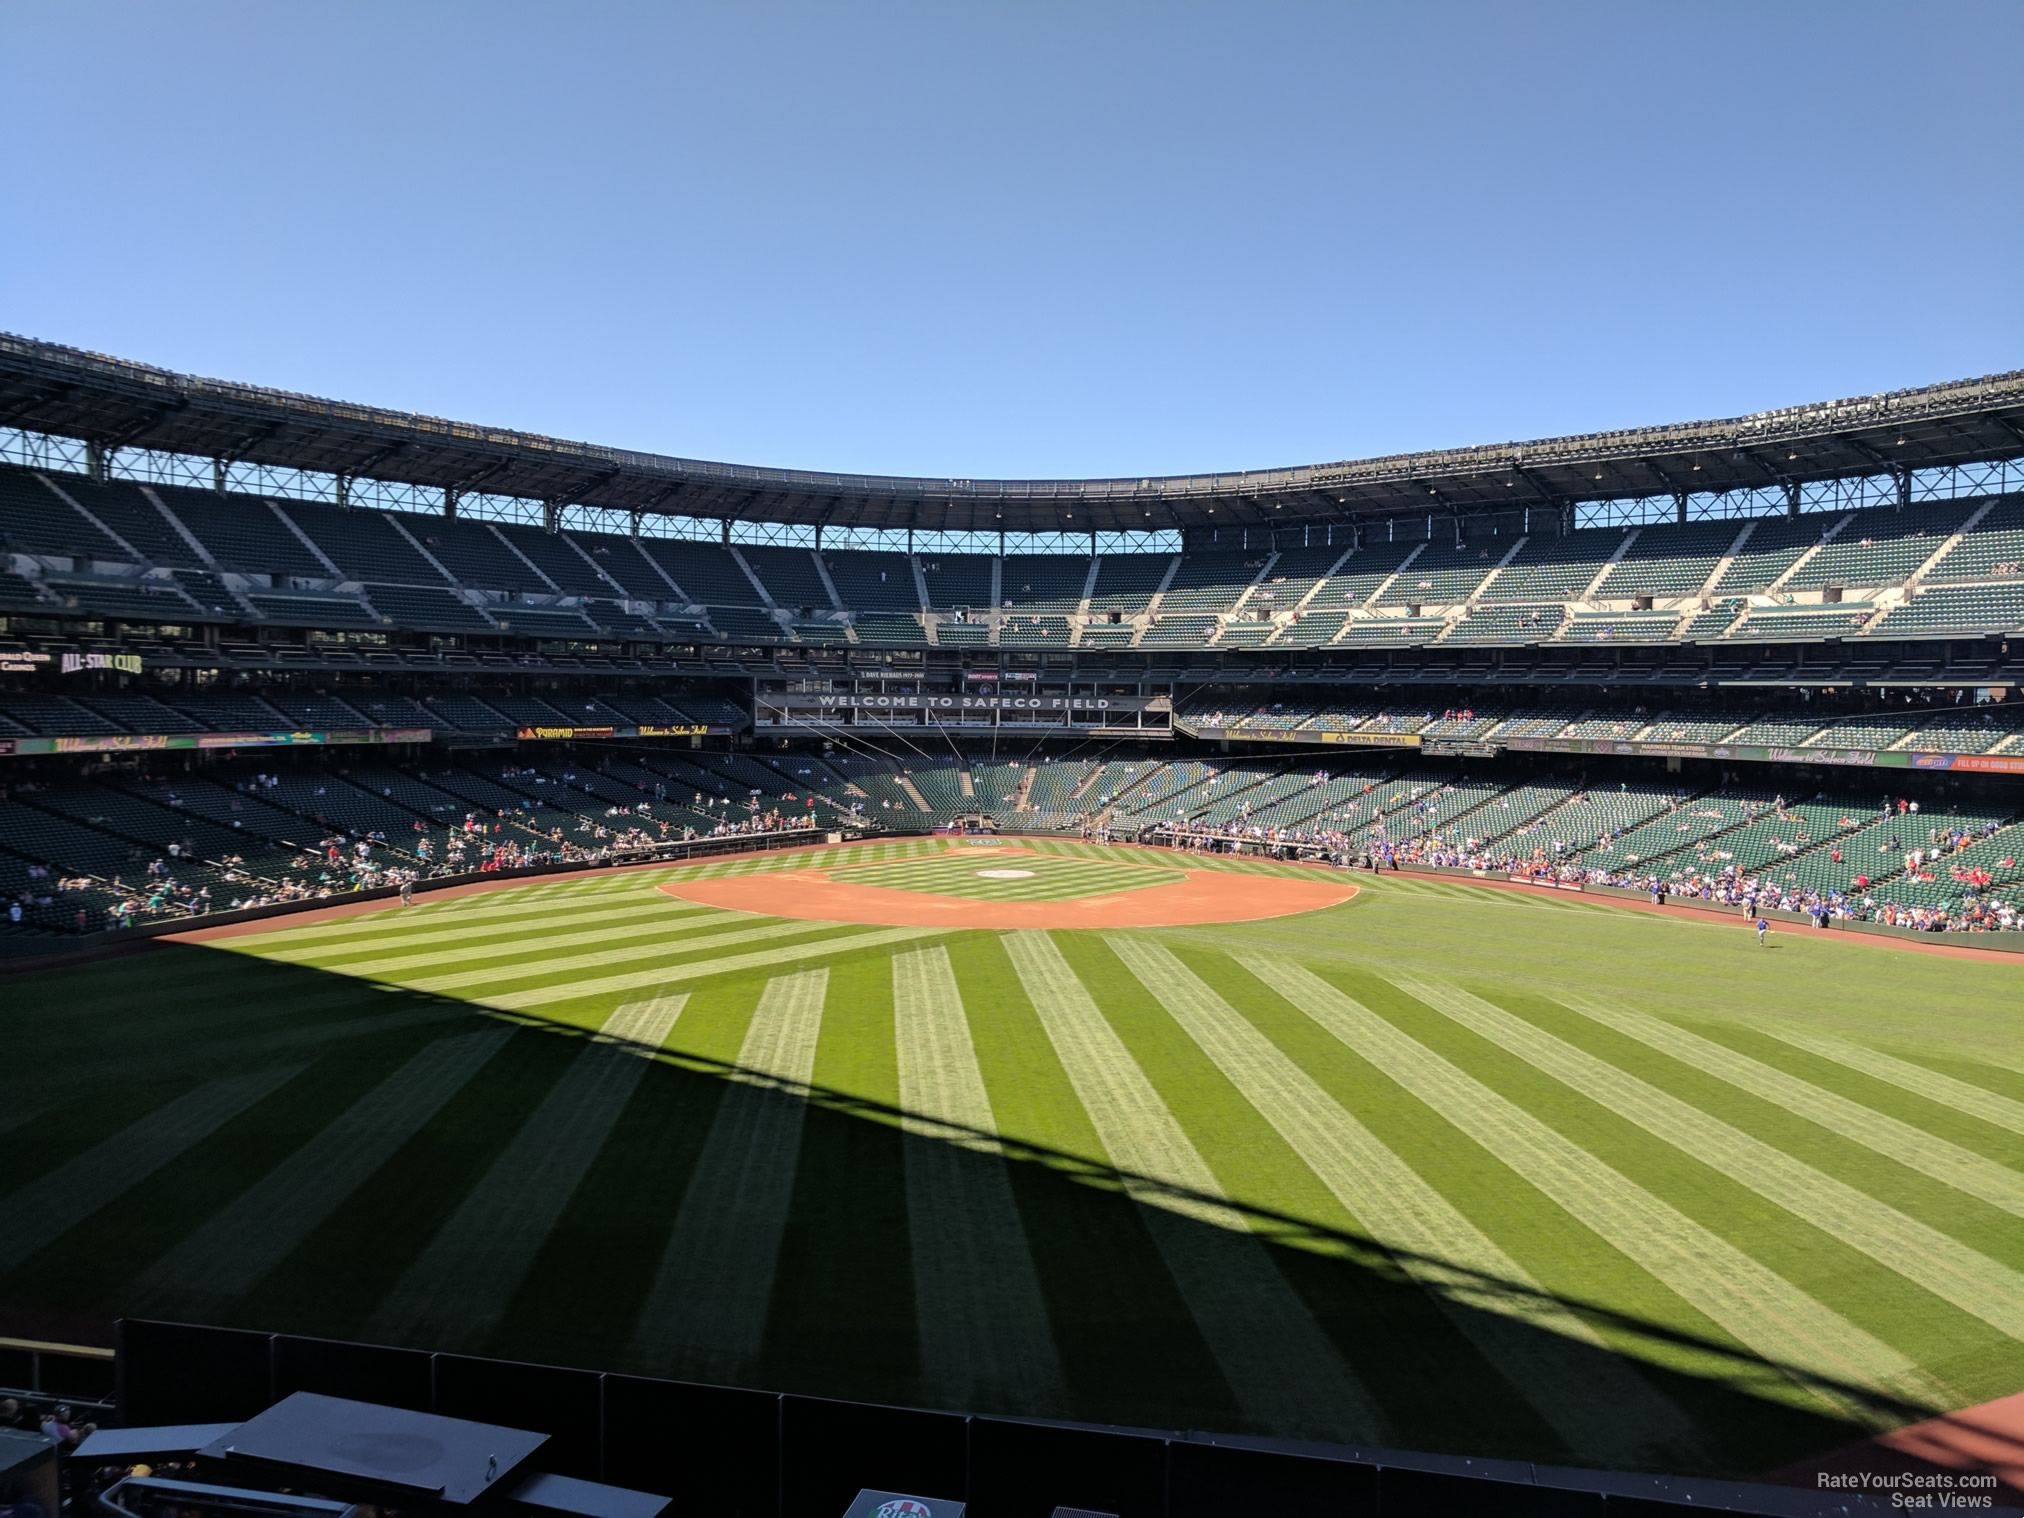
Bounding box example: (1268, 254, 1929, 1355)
(2, 837, 2019, 1478)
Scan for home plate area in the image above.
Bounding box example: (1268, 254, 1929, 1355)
(655, 843, 1358, 929)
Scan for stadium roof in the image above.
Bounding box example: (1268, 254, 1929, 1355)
(3, 333, 2022, 534)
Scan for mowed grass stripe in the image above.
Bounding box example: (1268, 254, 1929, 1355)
(1760, 1028, 2024, 1136)
(1399, 978, 2024, 1345)
(600, 991, 690, 1051)
(296, 909, 751, 978)
(402, 919, 843, 993)
(1558, 994, 2024, 1220)
(631, 969, 827, 1379)
(756, 952, 921, 1408)
(364, 1008, 672, 1345)
(268, 900, 726, 966)
(119, 1029, 516, 1318)
(195, 889, 672, 956)
(486, 927, 944, 1010)
(1229, 956, 1944, 1423)
(0, 1067, 303, 1274)
(1113, 938, 1679, 1465)
(480, 981, 748, 1374)
(1001, 932, 1391, 1441)
(946, 934, 1249, 1436)
(892, 945, 1067, 1411)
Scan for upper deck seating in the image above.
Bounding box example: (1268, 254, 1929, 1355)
(1784, 502, 1973, 590)
(1735, 604, 1875, 640)
(823, 551, 918, 612)
(490, 604, 600, 638)
(1444, 605, 1563, 644)
(739, 547, 833, 611)
(1379, 538, 1504, 606)
(280, 502, 452, 584)
(410, 518, 539, 591)
(360, 585, 497, 631)
(152, 486, 330, 577)
(1246, 543, 1347, 616)
(61, 479, 201, 566)
(246, 591, 380, 626)
(494, 523, 615, 596)
(1301, 541, 1421, 610)
(1483, 528, 1626, 602)
(920, 553, 995, 609)
(1087, 553, 1174, 615)
(0, 469, 127, 560)
(1868, 583, 2024, 637)
(1591, 519, 1742, 598)
(1158, 552, 1258, 614)
(1921, 496, 2024, 582)
(1559, 613, 1681, 643)
(43, 577, 201, 621)
(570, 531, 674, 599)
(1000, 555, 1089, 611)
(637, 539, 761, 604)
(1708, 516, 1831, 594)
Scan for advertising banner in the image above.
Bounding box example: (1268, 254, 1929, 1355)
(515, 724, 721, 741)
(8, 728, 434, 757)
(1180, 725, 1422, 749)
(1909, 751, 2024, 775)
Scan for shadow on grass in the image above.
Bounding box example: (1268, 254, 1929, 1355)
(0, 939, 1967, 1482)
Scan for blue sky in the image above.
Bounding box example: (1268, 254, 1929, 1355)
(7, 1, 2021, 481)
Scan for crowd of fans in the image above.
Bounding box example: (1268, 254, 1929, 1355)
(1141, 778, 2021, 935)
(1, 1392, 99, 1448)
(2, 763, 831, 935)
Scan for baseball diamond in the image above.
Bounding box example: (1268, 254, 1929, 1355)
(3, 835, 2018, 1485)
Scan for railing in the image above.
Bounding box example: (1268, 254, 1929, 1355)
(0, 1334, 116, 1403)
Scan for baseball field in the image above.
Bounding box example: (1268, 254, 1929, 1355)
(3, 836, 2019, 1480)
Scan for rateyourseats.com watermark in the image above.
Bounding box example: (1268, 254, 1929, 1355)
(1817, 1470, 2001, 1508)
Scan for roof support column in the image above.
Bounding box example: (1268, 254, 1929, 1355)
(1785, 481, 1802, 519)
(86, 441, 107, 483)
(543, 500, 560, 533)
(214, 457, 229, 495)
(336, 473, 351, 509)
(629, 511, 642, 539)
(1896, 468, 1911, 513)
(444, 486, 459, 520)
(1675, 490, 1688, 525)
(720, 518, 731, 545)
(814, 523, 823, 550)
